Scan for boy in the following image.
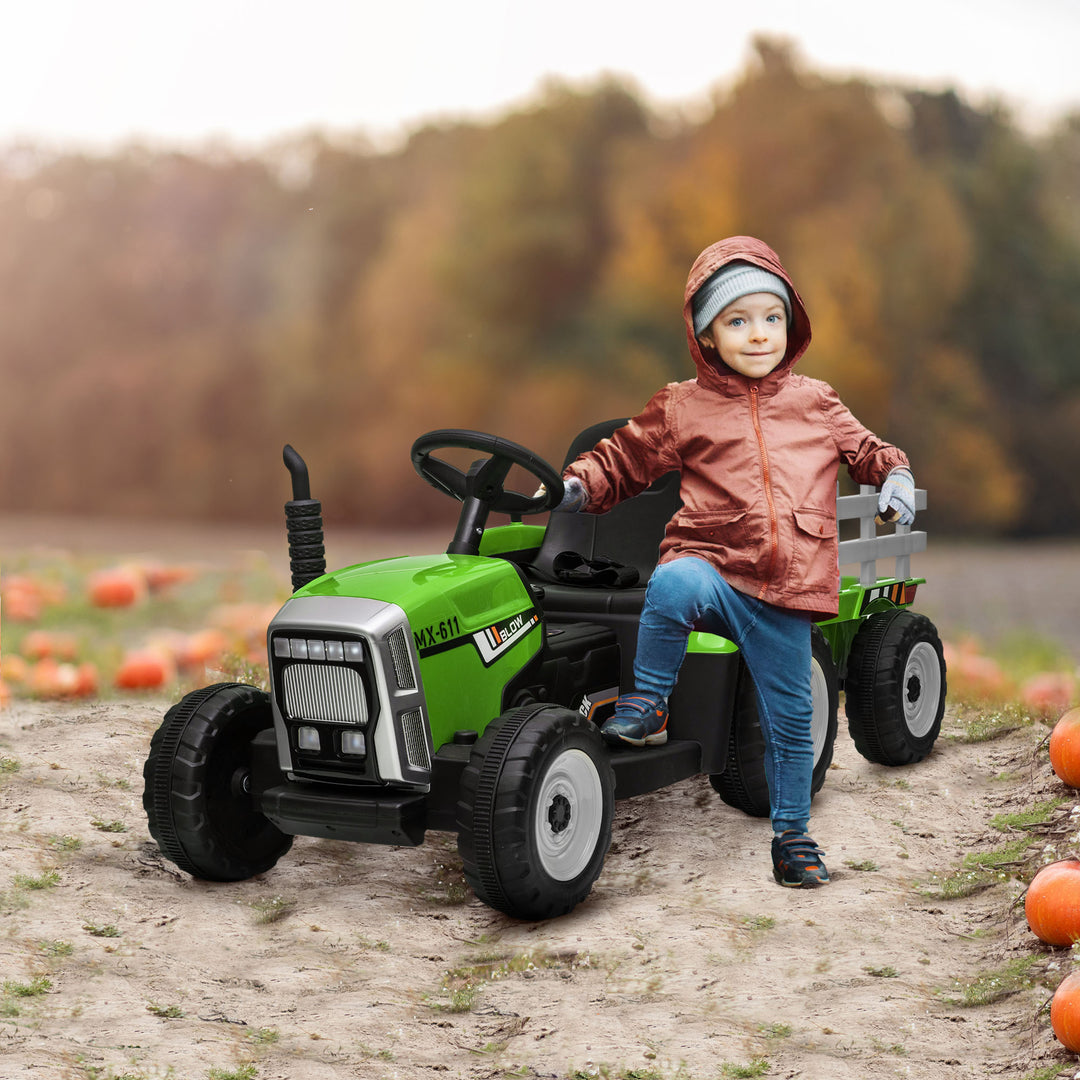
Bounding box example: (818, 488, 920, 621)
(556, 236, 915, 887)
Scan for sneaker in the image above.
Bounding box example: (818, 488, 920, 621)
(771, 831, 830, 887)
(600, 692, 668, 747)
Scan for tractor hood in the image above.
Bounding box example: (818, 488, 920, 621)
(292, 554, 537, 654)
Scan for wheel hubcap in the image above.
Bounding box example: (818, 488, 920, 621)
(903, 642, 941, 737)
(534, 748, 603, 882)
(229, 766, 252, 800)
(548, 793, 572, 833)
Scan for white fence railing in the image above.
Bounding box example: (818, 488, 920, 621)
(836, 486, 928, 588)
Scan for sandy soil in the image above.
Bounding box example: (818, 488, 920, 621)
(2, 515, 1078, 1077)
(0, 693, 1071, 1080)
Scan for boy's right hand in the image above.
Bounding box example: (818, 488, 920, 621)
(534, 476, 588, 513)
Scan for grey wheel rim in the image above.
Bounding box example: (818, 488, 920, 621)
(810, 657, 830, 765)
(903, 641, 941, 738)
(533, 748, 604, 881)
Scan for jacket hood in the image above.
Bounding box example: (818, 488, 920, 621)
(684, 236, 812, 388)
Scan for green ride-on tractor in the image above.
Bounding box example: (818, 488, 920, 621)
(143, 423, 947, 921)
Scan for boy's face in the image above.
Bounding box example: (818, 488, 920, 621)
(698, 292, 787, 379)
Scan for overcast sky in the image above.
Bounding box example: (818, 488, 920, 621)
(2, 0, 1077, 149)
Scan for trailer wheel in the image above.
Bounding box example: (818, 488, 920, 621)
(710, 627, 839, 817)
(845, 609, 946, 765)
(143, 683, 292, 881)
(457, 705, 614, 921)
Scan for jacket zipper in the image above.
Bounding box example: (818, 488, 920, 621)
(749, 385, 779, 598)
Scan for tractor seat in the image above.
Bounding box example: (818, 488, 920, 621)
(527, 419, 681, 618)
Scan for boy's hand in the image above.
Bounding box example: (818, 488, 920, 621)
(534, 476, 588, 513)
(877, 467, 915, 526)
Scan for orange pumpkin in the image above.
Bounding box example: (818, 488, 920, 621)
(179, 628, 229, 671)
(1050, 707, 1080, 787)
(88, 567, 146, 609)
(27, 658, 98, 699)
(942, 640, 1011, 702)
(21, 630, 77, 661)
(1026, 675, 1078, 717)
(114, 650, 174, 691)
(28, 658, 64, 698)
(1052, 971, 1080, 1051)
(1, 576, 44, 622)
(1026, 860, 1080, 946)
(143, 562, 196, 594)
(1, 655, 28, 684)
(22, 630, 54, 660)
(72, 662, 99, 698)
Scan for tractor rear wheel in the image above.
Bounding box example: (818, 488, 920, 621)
(709, 627, 839, 818)
(845, 609, 946, 765)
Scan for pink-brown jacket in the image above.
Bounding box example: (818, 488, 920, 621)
(563, 236, 909, 620)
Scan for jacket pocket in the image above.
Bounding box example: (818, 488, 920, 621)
(790, 506, 838, 591)
(663, 506, 761, 576)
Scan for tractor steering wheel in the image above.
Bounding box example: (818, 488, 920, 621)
(411, 429, 565, 556)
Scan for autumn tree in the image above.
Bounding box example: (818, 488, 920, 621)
(0, 48, 1076, 536)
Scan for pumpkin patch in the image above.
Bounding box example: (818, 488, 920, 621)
(1, 551, 284, 705)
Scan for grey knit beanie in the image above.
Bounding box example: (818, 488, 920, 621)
(692, 262, 792, 336)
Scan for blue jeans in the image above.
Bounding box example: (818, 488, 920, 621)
(634, 556, 814, 835)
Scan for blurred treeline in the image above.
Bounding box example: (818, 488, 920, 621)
(1, 39, 1078, 536)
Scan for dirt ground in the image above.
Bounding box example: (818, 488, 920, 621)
(0, 692, 1072, 1080)
(2, 518, 1079, 1078)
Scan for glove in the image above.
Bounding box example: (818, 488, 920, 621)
(534, 476, 588, 513)
(877, 467, 915, 526)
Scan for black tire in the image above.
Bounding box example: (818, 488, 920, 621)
(709, 627, 839, 817)
(457, 705, 614, 921)
(845, 609, 947, 765)
(143, 682, 292, 881)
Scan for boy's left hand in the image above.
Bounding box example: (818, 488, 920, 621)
(877, 467, 915, 526)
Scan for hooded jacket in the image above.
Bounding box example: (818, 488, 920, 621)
(563, 236, 908, 620)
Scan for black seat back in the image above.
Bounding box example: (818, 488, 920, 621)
(530, 419, 681, 585)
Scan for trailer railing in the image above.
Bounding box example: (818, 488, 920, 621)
(837, 486, 928, 588)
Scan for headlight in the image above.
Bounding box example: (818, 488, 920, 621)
(340, 730, 366, 756)
(296, 726, 321, 752)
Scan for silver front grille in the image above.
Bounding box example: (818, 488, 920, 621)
(400, 708, 430, 770)
(282, 663, 368, 725)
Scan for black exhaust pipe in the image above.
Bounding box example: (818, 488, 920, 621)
(283, 444, 326, 591)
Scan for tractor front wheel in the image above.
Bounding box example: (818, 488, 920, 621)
(457, 705, 614, 921)
(143, 682, 292, 881)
